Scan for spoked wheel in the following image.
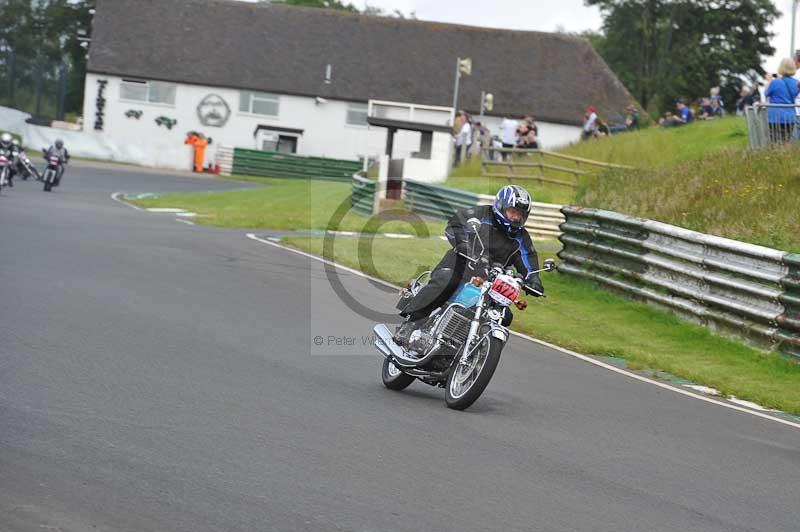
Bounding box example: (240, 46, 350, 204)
(381, 358, 415, 390)
(445, 333, 503, 410)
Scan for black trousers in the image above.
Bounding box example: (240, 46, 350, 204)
(400, 250, 467, 321)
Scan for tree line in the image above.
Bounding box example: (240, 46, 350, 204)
(0, 0, 93, 119)
(584, 0, 778, 116)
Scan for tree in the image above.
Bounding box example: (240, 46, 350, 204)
(0, 0, 93, 117)
(586, 0, 778, 114)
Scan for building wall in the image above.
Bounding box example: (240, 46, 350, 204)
(81, 73, 582, 171)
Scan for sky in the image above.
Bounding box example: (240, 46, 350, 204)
(253, 0, 798, 75)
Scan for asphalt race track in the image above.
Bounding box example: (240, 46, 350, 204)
(1, 163, 798, 532)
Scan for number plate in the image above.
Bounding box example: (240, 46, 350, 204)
(488, 275, 520, 307)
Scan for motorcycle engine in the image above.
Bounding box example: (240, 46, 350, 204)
(407, 326, 437, 356)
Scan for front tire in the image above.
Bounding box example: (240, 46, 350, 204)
(445, 334, 503, 410)
(381, 358, 415, 390)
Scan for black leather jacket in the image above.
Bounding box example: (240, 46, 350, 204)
(444, 205, 544, 295)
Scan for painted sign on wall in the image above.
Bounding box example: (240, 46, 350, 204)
(197, 94, 231, 127)
(94, 79, 108, 131)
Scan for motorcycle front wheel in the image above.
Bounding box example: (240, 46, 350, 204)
(445, 333, 503, 410)
(381, 358, 415, 390)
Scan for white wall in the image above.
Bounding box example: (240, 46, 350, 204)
(81, 73, 424, 170)
(80, 74, 584, 170)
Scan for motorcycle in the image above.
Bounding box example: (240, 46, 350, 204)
(42, 152, 64, 192)
(12, 149, 40, 181)
(0, 151, 10, 193)
(372, 219, 556, 410)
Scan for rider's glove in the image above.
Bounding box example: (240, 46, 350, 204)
(523, 273, 544, 297)
(454, 241, 471, 257)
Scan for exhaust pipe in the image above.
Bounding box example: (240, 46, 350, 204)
(373, 324, 426, 368)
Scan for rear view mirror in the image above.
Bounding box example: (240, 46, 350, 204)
(543, 259, 556, 272)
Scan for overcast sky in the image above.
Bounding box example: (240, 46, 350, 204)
(254, 0, 798, 75)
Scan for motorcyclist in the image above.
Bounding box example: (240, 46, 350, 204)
(0, 133, 14, 187)
(44, 139, 69, 184)
(396, 184, 544, 343)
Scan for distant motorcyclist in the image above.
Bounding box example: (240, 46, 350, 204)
(43, 138, 69, 184)
(396, 184, 544, 343)
(0, 133, 14, 187)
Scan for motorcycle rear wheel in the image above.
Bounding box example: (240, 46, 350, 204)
(445, 334, 503, 410)
(381, 358, 415, 390)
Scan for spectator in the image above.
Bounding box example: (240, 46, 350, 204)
(750, 81, 763, 104)
(595, 118, 610, 137)
(625, 104, 640, 130)
(674, 100, 694, 125)
(452, 109, 467, 137)
(709, 98, 724, 118)
(764, 57, 800, 143)
(709, 86, 724, 109)
(470, 121, 491, 157)
(736, 86, 755, 115)
(499, 116, 519, 160)
(792, 50, 800, 139)
(454, 111, 472, 165)
(659, 112, 679, 128)
(515, 120, 538, 150)
(698, 97, 714, 120)
(516, 115, 539, 149)
(582, 105, 598, 140)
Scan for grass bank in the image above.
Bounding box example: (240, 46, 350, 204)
(283, 235, 800, 416)
(558, 116, 748, 167)
(130, 177, 445, 235)
(442, 117, 748, 206)
(577, 143, 800, 252)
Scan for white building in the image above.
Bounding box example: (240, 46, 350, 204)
(83, 0, 635, 173)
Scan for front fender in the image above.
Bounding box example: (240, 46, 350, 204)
(488, 323, 509, 343)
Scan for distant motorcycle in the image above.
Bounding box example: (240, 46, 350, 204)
(42, 152, 65, 192)
(372, 220, 556, 410)
(0, 151, 10, 193)
(12, 148, 40, 181)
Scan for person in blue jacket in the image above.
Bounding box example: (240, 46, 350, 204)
(764, 57, 800, 143)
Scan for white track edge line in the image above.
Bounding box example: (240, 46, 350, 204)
(110, 192, 143, 211)
(246, 232, 800, 431)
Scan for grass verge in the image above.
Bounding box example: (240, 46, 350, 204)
(283, 235, 800, 416)
(130, 177, 445, 235)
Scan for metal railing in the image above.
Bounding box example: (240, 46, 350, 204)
(558, 206, 800, 360)
(744, 104, 800, 149)
(479, 147, 633, 188)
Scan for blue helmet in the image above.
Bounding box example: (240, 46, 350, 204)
(493, 185, 532, 237)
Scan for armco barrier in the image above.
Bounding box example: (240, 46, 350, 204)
(351, 174, 376, 216)
(557, 206, 800, 360)
(232, 148, 361, 181)
(403, 180, 482, 219)
(346, 176, 565, 239)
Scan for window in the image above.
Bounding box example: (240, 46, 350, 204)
(120, 79, 176, 105)
(240, 91, 279, 116)
(346, 103, 368, 126)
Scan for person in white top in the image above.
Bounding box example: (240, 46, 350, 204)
(582, 105, 598, 140)
(499, 117, 518, 160)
